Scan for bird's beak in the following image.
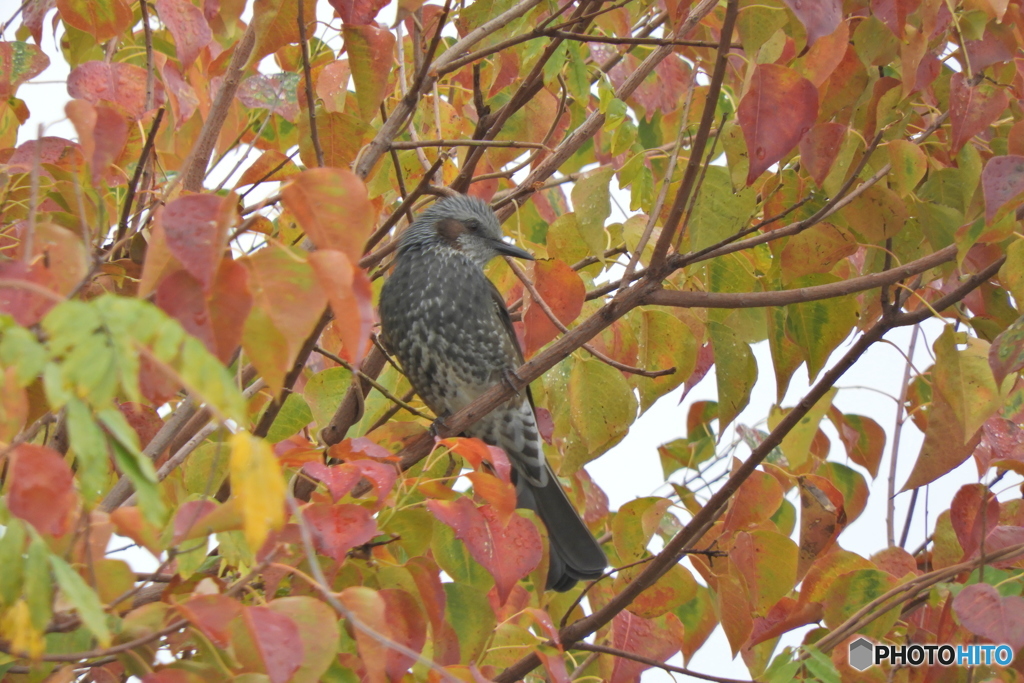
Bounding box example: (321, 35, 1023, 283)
(493, 239, 534, 261)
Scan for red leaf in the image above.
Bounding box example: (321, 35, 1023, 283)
(303, 502, 378, 562)
(207, 258, 253, 363)
(780, 0, 842, 44)
(161, 61, 199, 126)
(426, 497, 542, 605)
(330, 0, 389, 24)
(0, 41, 49, 100)
(982, 155, 1024, 224)
(65, 101, 129, 186)
(301, 462, 363, 501)
(738, 64, 819, 185)
(171, 500, 218, 544)
(870, 0, 919, 38)
(158, 195, 237, 292)
(176, 594, 243, 648)
(799, 122, 846, 186)
(949, 72, 1009, 155)
(243, 606, 304, 683)
(535, 407, 554, 444)
(973, 418, 1024, 472)
(154, 259, 253, 363)
(155, 0, 213, 69)
(5, 136, 84, 174)
(380, 589, 427, 681)
(330, 436, 395, 461)
(0, 260, 59, 326)
(308, 250, 375, 366)
(66, 61, 165, 120)
(156, 269, 219, 353)
(523, 259, 586, 358)
(608, 611, 685, 683)
(118, 402, 164, 452)
(953, 583, 1024, 652)
(951, 484, 1000, 559)
(23, 0, 56, 45)
(8, 444, 76, 536)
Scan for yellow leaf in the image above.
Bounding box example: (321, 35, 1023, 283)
(229, 432, 286, 551)
(1, 600, 44, 659)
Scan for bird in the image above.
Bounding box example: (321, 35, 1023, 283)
(378, 194, 607, 591)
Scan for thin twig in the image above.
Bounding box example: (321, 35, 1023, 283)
(887, 324, 919, 547)
(573, 643, 752, 683)
(313, 346, 432, 420)
(298, 0, 324, 168)
(117, 108, 165, 247)
(507, 259, 674, 378)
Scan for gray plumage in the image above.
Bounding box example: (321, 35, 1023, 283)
(378, 194, 607, 591)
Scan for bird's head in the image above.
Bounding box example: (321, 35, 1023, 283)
(399, 195, 534, 269)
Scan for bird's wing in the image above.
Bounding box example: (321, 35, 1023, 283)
(486, 275, 534, 405)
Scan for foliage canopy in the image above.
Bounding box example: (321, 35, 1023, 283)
(0, 0, 1023, 680)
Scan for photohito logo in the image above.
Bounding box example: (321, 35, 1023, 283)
(848, 638, 1015, 671)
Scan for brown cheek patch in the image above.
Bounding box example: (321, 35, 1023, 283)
(436, 218, 467, 248)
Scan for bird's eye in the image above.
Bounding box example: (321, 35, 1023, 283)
(464, 220, 479, 232)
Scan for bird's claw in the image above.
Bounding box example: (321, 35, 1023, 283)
(501, 368, 524, 395)
(430, 414, 451, 438)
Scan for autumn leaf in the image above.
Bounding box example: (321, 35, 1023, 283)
(738, 64, 819, 185)
(229, 432, 286, 551)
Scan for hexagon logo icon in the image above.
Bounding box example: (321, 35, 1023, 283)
(849, 637, 874, 671)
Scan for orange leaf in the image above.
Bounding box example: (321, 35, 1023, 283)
(796, 475, 847, 580)
(280, 168, 375, 263)
(523, 259, 585, 358)
(8, 444, 77, 536)
(308, 249, 374, 365)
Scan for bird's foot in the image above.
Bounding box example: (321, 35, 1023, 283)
(430, 413, 451, 438)
(501, 368, 524, 395)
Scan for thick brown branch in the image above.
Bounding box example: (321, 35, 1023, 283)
(644, 244, 957, 309)
(494, 255, 1001, 683)
(180, 24, 255, 192)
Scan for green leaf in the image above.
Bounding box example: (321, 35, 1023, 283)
(802, 645, 841, 683)
(50, 554, 112, 647)
(265, 392, 313, 443)
(570, 169, 613, 256)
(24, 536, 52, 631)
(0, 520, 26, 607)
(443, 582, 495, 664)
(304, 366, 353, 430)
(66, 398, 111, 505)
(688, 166, 756, 252)
(709, 321, 757, 430)
(633, 310, 697, 412)
(785, 275, 858, 381)
(0, 322, 47, 386)
(566, 356, 638, 471)
(99, 408, 167, 525)
(767, 387, 836, 469)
